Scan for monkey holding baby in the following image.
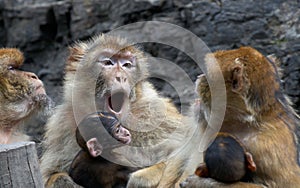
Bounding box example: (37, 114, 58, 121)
(181, 47, 300, 188)
(40, 32, 300, 187)
(41, 34, 194, 188)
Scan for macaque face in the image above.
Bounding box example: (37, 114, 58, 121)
(78, 112, 132, 152)
(0, 48, 48, 123)
(98, 111, 132, 144)
(111, 123, 131, 144)
(97, 50, 137, 115)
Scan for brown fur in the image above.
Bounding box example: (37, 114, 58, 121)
(195, 132, 256, 183)
(40, 34, 196, 188)
(69, 112, 136, 188)
(0, 48, 51, 144)
(181, 47, 300, 188)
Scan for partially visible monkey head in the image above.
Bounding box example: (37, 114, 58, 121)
(195, 133, 256, 183)
(0, 48, 51, 138)
(196, 47, 282, 120)
(67, 34, 148, 118)
(97, 112, 131, 144)
(76, 111, 132, 157)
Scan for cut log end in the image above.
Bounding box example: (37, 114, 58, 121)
(0, 142, 44, 188)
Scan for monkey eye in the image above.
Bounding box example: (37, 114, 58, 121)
(115, 128, 120, 134)
(121, 60, 133, 69)
(7, 65, 15, 71)
(100, 58, 114, 66)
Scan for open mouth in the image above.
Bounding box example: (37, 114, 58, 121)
(117, 137, 131, 144)
(107, 91, 127, 114)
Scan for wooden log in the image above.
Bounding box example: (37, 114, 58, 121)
(0, 142, 44, 188)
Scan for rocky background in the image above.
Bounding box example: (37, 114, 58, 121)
(0, 0, 299, 145)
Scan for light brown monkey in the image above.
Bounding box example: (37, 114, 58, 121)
(0, 48, 51, 144)
(181, 46, 300, 187)
(40, 34, 195, 188)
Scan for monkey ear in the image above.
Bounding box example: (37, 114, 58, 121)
(86, 138, 103, 157)
(245, 152, 256, 172)
(195, 163, 209, 177)
(231, 64, 244, 93)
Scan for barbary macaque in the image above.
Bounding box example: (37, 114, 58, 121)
(69, 111, 135, 188)
(0, 48, 51, 144)
(195, 133, 256, 183)
(40, 34, 195, 188)
(181, 46, 300, 188)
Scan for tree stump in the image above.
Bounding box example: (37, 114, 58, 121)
(0, 142, 44, 188)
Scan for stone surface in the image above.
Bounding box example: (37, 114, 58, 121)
(0, 0, 299, 143)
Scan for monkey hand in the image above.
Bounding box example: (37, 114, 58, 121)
(45, 172, 83, 188)
(180, 175, 266, 188)
(127, 162, 166, 188)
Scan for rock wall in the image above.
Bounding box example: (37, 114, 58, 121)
(0, 0, 299, 142)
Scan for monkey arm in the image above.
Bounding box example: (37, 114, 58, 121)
(127, 162, 166, 188)
(180, 176, 266, 188)
(45, 172, 83, 188)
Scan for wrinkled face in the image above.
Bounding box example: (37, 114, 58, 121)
(110, 123, 131, 144)
(0, 49, 49, 122)
(98, 111, 132, 144)
(95, 49, 139, 115)
(69, 36, 147, 122)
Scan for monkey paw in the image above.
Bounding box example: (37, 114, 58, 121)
(127, 170, 160, 188)
(46, 172, 83, 188)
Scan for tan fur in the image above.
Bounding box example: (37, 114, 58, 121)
(181, 47, 300, 188)
(40, 34, 197, 187)
(0, 48, 51, 144)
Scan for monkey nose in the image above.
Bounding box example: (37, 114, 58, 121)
(179, 182, 186, 188)
(115, 76, 127, 83)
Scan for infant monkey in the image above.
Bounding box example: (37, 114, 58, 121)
(195, 133, 257, 183)
(69, 112, 134, 188)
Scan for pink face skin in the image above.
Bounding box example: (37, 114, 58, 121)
(85, 125, 131, 158)
(113, 125, 131, 144)
(98, 50, 135, 116)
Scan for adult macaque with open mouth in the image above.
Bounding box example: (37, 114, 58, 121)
(40, 34, 195, 188)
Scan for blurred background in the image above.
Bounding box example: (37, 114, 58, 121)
(0, 0, 299, 147)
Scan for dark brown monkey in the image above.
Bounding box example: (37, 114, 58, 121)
(181, 46, 300, 188)
(195, 133, 256, 183)
(0, 48, 51, 144)
(69, 112, 136, 188)
(40, 34, 192, 188)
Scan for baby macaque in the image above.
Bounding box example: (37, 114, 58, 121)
(195, 133, 256, 183)
(69, 112, 135, 188)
